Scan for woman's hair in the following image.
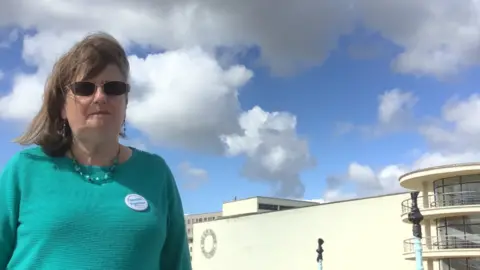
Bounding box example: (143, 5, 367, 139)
(15, 32, 130, 157)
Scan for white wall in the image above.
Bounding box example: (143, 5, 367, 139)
(193, 193, 417, 270)
(222, 198, 259, 217)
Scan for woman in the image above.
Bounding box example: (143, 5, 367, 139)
(0, 33, 192, 270)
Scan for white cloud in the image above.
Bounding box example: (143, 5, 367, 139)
(127, 48, 251, 153)
(1, 0, 480, 199)
(420, 94, 480, 152)
(336, 88, 417, 136)
(0, 29, 19, 48)
(178, 162, 209, 189)
(179, 162, 209, 180)
(413, 152, 480, 170)
(0, 0, 354, 75)
(221, 106, 315, 197)
(321, 163, 408, 202)
(0, 0, 479, 77)
(121, 138, 148, 152)
(0, 73, 45, 121)
(360, 0, 480, 78)
(0, 4, 313, 198)
(378, 89, 417, 126)
(323, 92, 480, 202)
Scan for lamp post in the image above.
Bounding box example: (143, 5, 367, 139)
(316, 238, 324, 270)
(408, 192, 424, 270)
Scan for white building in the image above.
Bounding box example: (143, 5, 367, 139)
(185, 212, 222, 261)
(185, 197, 319, 262)
(191, 163, 480, 270)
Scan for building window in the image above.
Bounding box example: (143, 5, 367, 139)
(187, 228, 190, 234)
(187, 219, 190, 224)
(439, 257, 480, 270)
(258, 203, 279, 211)
(436, 214, 480, 249)
(279, 205, 294, 210)
(433, 175, 480, 207)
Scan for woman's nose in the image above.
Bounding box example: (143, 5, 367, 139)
(92, 86, 107, 104)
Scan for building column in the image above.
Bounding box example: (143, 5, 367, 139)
(421, 182, 432, 250)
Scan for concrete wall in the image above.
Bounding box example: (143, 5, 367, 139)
(222, 197, 319, 217)
(193, 193, 416, 270)
(185, 212, 222, 239)
(222, 198, 259, 217)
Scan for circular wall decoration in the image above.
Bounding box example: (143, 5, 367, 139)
(200, 228, 217, 259)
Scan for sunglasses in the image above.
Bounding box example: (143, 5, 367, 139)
(69, 81, 130, 97)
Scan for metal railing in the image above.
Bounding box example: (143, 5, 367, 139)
(403, 234, 480, 253)
(401, 191, 480, 214)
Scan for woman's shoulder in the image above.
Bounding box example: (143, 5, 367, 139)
(1, 146, 53, 181)
(132, 148, 174, 182)
(6, 146, 51, 167)
(129, 147, 171, 172)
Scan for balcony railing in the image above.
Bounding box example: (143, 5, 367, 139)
(401, 191, 480, 214)
(403, 234, 480, 253)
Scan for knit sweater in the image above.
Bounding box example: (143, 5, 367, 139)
(0, 147, 191, 270)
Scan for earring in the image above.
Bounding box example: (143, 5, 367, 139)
(61, 120, 67, 137)
(122, 120, 126, 135)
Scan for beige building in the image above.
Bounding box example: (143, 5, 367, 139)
(185, 212, 222, 260)
(400, 163, 480, 269)
(191, 163, 480, 270)
(185, 197, 319, 262)
(221, 196, 320, 217)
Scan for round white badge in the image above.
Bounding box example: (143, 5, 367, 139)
(125, 194, 149, 211)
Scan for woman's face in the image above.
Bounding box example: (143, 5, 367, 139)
(62, 64, 128, 140)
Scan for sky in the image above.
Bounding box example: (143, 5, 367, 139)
(0, 0, 480, 215)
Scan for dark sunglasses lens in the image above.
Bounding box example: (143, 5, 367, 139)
(103, 81, 129, 96)
(72, 82, 96, 96)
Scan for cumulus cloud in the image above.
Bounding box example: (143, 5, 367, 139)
(335, 88, 418, 136)
(0, 0, 480, 77)
(0, 29, 19, 48)
(127, 48, 251, 153)
(122, 138, 148, 152)
(378, 89, 418, 126)
(321, 163, 407, 202)
(323, 92, 480, 201)
(0, 1, 317, 198)
(178, 162, 209, 190)
(359, 0, 480, 78)
(420, 94, 480, 153)
(1, 0, 480, 199)
(222, 106, 315, 197)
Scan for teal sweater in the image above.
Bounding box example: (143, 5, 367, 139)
(0, 147, 192, 270)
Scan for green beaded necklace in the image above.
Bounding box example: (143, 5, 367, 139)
(71, 147, 121, 185)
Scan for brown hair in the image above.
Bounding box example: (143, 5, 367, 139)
(15, 32, 130, 157)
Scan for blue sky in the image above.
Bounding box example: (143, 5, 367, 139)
(1, 1, 480, 215)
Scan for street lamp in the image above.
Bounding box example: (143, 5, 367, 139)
(408, 191, 424, 270)
(316, 238, 324, 270)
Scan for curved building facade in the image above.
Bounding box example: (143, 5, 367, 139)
(399, 163, 480, 270)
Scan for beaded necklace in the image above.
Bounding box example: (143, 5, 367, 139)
(70, 147, 121, 185)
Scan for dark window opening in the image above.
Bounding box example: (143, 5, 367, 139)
(258, 203, 279, 211)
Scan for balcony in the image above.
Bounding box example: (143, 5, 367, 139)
(403, 235, 480, 260)
(401, 191, 480, 222)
